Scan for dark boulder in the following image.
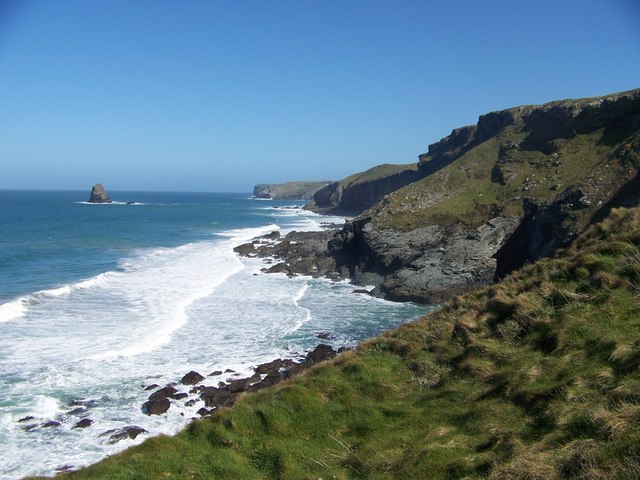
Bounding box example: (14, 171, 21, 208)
(200, 387, 236, 409)
(100, 426, 147, 444)
(316, 331, 336, 340)
(180, 371, 205, 385)
(144, 384, 160, 391)
(148, 386, 178, 401)
(42, 421, 61, 428)
(233, 243, 256, 256)
(142, 397, 170, 415)
(306, 344, 337, 364)
(17, 415, 35, 423)
(264, 262, 288, 274)
(255, 358, 283, 375)
(264, 230, 281, 240)
(72, 418, 93, 429)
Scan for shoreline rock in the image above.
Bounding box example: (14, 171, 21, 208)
(141, 344, 346, 418)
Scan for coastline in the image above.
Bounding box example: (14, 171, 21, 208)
(4, 199, 430, 479)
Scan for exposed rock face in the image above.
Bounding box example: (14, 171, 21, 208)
(324, 88, 640, 303)
(307, 164, 425, 216)
(253, 182, 331, 200)
(88, 183, 111, 203)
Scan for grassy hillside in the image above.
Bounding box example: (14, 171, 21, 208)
(52, 206, 640, 479)
(372, 121, 639, 232)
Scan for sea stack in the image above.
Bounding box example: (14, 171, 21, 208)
(88, 183, 112, 203)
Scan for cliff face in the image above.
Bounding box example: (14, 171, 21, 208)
(330, 88, 640, 303)
(253, 181, 331, 200)
(307, 163, 424, 216)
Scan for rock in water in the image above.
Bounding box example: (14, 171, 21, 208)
(88, 183, 112, 203)
(180, 371, 205, 385)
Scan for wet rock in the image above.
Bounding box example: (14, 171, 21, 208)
(173, 393, 188, 400)
(142, 397, 170, 415)
(144, 384, 160, 391)
(42, 421, 61, 428)
(306, 344, 337, 364)
(228, 378, 252, 393)
(148, 386, 178, 401)
(233, 243, 255, 255)
(200, 387, 236, 409)
(249, 372, 283, 391)
(18, 415, 35, 423)
(197, 407, 213, 417)
(185, 399, 197, 407)
(264, 262, 288, 274)
(180, 371, 205, 385)
(55, 465, 74, 472)
(224, 369, 235, 373)
(66, 407, 86, 416)
(316, 331, 336, 340)
(72, 418, 93, 429)
(254, 358, 283, 375)
(208, 370, 223, 377)
(264, 230, 281, 239)
(352, 289, 371, 295)
(100, 426, 147, 444)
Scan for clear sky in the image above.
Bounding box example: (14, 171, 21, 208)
(0, 0, 639, 192)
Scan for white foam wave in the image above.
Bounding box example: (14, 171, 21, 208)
(285, 282, 312, 334)
(31, 395, 61, 419)
(0, 272, 120, 324)
(0, 299, 28, 323)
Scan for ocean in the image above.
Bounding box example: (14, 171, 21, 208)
(0, 190, 431, 479)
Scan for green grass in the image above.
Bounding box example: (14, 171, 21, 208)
(45, 206, 640, 479)
(373, 124, 637, 231)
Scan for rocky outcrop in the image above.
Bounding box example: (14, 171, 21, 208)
(323, 89, 640, 303)
(234, 228, 352, 279)
(88, 183, 111, 203)
(253, 182, 332, 200)
(141, 345, 343, 417)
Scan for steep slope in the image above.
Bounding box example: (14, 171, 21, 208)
(331, 88, 640, 302)
(306, 163, 423, 216)
(54, 206, 640, 479)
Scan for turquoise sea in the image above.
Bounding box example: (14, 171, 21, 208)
(0, 190, 430, 479)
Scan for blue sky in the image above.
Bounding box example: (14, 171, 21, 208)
(0, 1, 638, 192)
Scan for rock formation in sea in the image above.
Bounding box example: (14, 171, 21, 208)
(88, 183, 112, 203)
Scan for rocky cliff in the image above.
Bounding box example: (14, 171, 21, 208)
(328, 88, 640, 303)
(88, 183, 111, 203)
(306, 163, 424, 216)
(253, 181, 331, 200)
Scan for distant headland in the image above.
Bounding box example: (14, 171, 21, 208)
(253, 181, 331, 200)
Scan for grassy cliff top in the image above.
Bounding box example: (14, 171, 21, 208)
(338, 163, 417, 188)
(368, 89, 640, 231)
(52, 206, 640, 479)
